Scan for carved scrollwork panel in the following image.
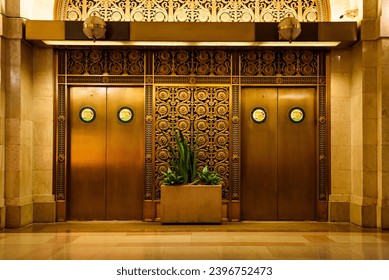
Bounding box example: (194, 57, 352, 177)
(57, 0, 328, 22)
(241, 50, 318, 76)
(173, 0, 212, 22)
(66, 49, 144, 75)
(154, 50, 231, 76)
(154, 86, 230, 199)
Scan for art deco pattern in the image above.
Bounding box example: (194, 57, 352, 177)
(154, 86, 230, 199)
(241, 50, 317, 76)
(56, 0, 328, 22)
(66, 49, 144, 75)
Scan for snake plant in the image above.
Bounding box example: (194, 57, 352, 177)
(162, 129, 221, 186)
(163, 129, 198, 185)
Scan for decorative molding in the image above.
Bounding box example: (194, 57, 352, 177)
(57, 0, 329, 22)
(154, 50, 231, 76)
(56, 84, 66, 201)
(241, 50, 318, 77)
(66, 49, 144, 75)
(231, 84, 239, 200)
(319, 84, 328, 201)
(145, 84, 154, 200)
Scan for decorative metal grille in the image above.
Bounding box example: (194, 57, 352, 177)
(154, 86, 230, 199)
(241, 50, 318, 76)
(319, 84, 327, 201)
(145, 84, 154, 199)
(56, 0, 328, 22)
(231, 84, 239, 200)
(66, 49, 145, 75)
(56, 84, 66, 200)
(154, 50, 231, 76)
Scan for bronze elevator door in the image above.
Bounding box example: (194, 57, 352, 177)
(68, 87, 144, 220)
(241, 87, 316, 220)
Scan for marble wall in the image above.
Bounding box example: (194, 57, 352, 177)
(4, 22, 34, 228)
(0, 0, 55, 228)
(329, 47, 353, 222)
(377, 34, 389, 229)
(329, 0, 389, 229)
(32, 48, 55, 223)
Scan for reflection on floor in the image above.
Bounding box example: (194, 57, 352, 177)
(1, 221, 389, 260)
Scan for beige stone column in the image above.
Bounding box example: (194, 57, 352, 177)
(349, 39, 378, 228)
(376, 0, 389, 229)
(345, 0, 378, 228)
(1, 0, 56, 228)
(31, 47, 55, 223)
(3, 0, 34, 228)
(329, 48, 352, 222)
(347, 0, 389, 229)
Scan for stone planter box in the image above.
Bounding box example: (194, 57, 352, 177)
(160, 185, 222, 224)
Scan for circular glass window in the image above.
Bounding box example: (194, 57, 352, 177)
(289, 107, 305, 123)
(117, 107, 134, 123)
(251, 107, 268, 124)
(79, 106, 96, 123)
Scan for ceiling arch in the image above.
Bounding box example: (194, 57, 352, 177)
(55, 0, 330, 22)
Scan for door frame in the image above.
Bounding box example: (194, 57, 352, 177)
(240, 86, 318, 220)
(67, 86, 145, 220)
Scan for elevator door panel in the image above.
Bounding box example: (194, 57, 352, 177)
(106, 87, 144, 219)
(69, 87, 107, 220)
(241, 87, 316, 220)
(69, 87, 144, 220)
(277, 88, 316, 220)
(241, 88, 278, 220)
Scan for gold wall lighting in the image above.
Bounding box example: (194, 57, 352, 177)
(278, 17, 301, 43)
(82, 15, 106, 41)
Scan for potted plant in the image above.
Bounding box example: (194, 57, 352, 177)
(160, 130, 222, 224)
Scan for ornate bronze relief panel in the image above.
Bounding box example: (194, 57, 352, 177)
(154, 86, 230, 200)
(65, 49, 144, 75)
(241, 50, 318, 76)
(154, 50, 231, 76)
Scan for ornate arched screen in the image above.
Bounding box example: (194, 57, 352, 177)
(56, 0, 329, 22)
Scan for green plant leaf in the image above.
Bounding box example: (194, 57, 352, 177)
(163, 129, 199, 185)
(198, 166, 221, 185)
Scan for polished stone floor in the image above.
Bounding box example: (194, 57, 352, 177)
(1, 221, 389, 260)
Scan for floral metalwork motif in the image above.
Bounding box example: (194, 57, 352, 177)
(154, 50, 231, 76)
(241, 50, 317, 76)
(66, 49, 144, 75)
(155, 86, 230, 199)
(173, 0, 212, 22)
(57, 0, 328, 22)
(257, 0, 319, 22)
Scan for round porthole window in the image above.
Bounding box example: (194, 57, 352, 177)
(251, 107, 268, 124)
(79, 106, 96, 123)
(289, 107, 305, 123)
(117, 107, 134, 123)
